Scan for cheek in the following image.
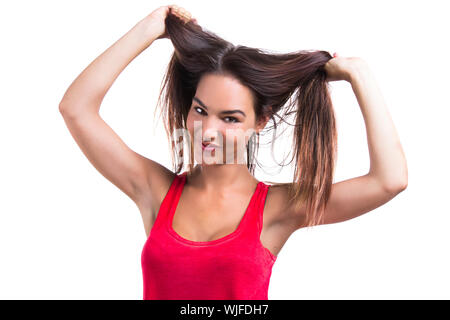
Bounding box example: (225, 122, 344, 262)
(186, 114, 193, 135)
(186, 111, 200, 137)
(186, 108, 194, 127)
(223, 129, 251, 151)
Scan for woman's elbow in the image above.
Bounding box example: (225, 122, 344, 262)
(385, 177, 408, 194)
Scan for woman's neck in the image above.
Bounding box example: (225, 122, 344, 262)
(188, 164, 257, 193)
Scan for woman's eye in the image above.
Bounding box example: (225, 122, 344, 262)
(224, 117, 239, 123)
(194, 106, 238, 123)
(194, 107, 205, 115)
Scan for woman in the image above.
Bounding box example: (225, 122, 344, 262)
(59, 5, 408, 300)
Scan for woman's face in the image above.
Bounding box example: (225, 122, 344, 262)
(186, 73, 267, 166)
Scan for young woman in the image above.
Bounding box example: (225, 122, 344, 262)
(59, 5, 408, 300)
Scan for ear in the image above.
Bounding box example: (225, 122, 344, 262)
(256, 116, 270, 134)
(255, 106, 272, 134)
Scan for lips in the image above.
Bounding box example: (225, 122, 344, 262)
(202, 142, 220, 150)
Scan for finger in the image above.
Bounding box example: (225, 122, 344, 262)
(180, 10, 192, 22)
(172, 6, 187, 17)
(170, 5, 183, 16)
(170, 6, 192, 23)
(169, 4, 178, 13)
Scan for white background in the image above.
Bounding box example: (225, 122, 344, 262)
(1, 0, 448, 299)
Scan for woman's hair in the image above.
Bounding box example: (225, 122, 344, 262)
(154, 14, 337, 228)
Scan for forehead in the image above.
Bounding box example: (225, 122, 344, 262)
(194, 74, 254, 112)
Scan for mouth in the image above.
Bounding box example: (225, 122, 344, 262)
(202, 142, 220, 151)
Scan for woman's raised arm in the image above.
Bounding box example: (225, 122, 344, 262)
(58, 6, 194, 229)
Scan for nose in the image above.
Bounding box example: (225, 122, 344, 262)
(195, 118, 222, 145)
(202, 127, 221, 145)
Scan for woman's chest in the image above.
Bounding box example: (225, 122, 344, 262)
(170, 186, 297, 257)
(172, 194, 253, 243)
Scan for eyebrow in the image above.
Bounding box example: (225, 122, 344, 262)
(193, 96, 246, 117)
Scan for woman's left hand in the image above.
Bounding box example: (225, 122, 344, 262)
(324, 53, 368, 83)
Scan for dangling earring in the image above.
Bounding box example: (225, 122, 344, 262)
(247, 131, 257, 148)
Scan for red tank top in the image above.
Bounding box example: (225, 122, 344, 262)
(141, 171, 277, 300)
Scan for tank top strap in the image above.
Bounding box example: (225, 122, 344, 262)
(152, 172, 187, 231)
(239, 181, 271, 239)
(256, 182, 271, 235)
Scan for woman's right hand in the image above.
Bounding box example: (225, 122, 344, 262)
(141, 4, 197, 40)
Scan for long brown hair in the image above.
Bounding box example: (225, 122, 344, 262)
(154, 14, 337, 228)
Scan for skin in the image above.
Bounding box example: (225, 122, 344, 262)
(173, 73, 276, 246)
(59, 6, 408, 258)
(186, 73, 268, 189)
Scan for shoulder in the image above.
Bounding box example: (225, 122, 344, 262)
(264, 181, 307, 231)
